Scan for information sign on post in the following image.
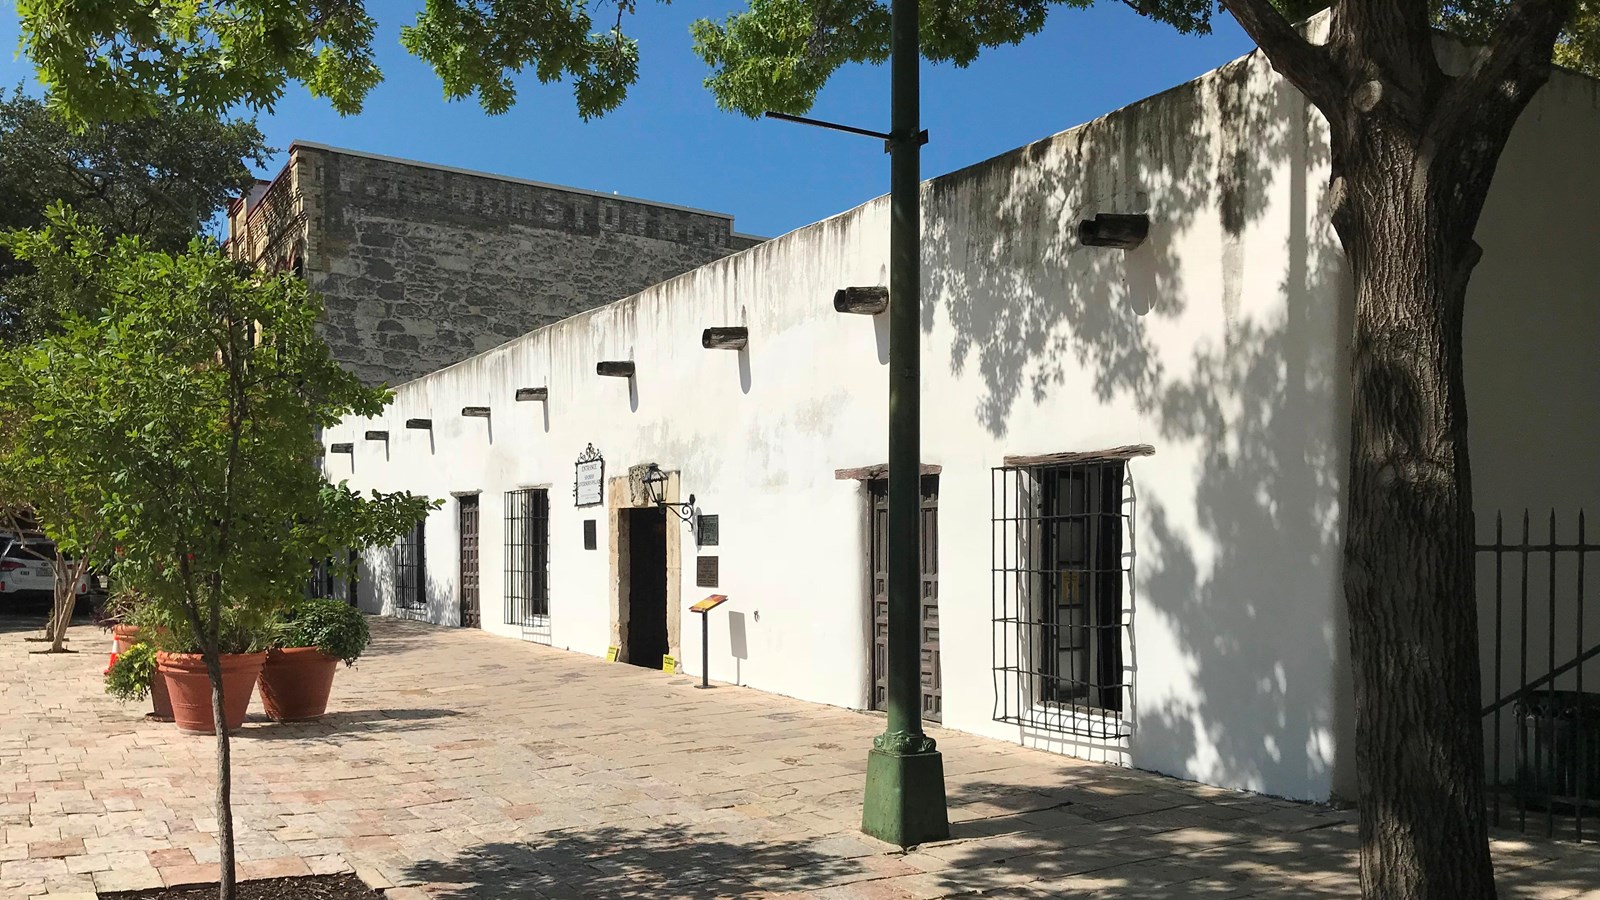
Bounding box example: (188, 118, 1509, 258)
(691, 595, 730, 690)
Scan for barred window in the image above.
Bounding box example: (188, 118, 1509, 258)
(393, 519, 426, 618)
(505, 488, 550, 626)
(306, 549, 357, 604)
(993, 457, 1134, 739)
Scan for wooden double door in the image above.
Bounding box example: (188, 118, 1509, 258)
(459, 495, 481, 628)
(868, 476, 941, 722)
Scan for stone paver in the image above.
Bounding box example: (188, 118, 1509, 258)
(4, 614, 1600, 897)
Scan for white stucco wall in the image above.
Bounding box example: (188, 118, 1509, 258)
(1465, 69, 1600, 776)
(323, 44, 1597, 803)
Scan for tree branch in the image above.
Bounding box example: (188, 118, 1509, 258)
(1436, 0, 1573, 145)
(1220, 0, 1346, 118)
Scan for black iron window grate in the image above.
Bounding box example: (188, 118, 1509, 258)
(393, 520, 426, 618)
(306, 548, 358, 605)
(992, 459, 1133, 740)
(505, 488, 551, 634)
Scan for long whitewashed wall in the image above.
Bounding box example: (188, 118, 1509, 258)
(325, 41, 1599, 803)
(324, 49, 1352, 803)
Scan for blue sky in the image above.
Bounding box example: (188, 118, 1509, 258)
(1, 3, 1255, 238)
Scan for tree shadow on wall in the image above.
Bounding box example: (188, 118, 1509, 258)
(924, 53, 1354, 799)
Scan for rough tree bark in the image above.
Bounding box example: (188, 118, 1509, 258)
(1221, 0, 1573, 897)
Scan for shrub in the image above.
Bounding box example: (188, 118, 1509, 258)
(130, 599, 276, 655)
(274, 598, 370, 665)
(104, 642, 157, 701)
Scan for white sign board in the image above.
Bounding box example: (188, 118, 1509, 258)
(575, 451, 604, 507)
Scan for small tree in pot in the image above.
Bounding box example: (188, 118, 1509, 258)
(2, 210, 435, 900)
(259, 598, 371, 721)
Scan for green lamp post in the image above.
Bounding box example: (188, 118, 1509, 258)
(859, 0, 950, 848)
(763, 0, 951, 848)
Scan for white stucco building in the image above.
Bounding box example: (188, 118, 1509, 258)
(322, 42, 1600, 804)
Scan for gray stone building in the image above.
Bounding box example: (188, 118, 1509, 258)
(228, 141, 761, 386)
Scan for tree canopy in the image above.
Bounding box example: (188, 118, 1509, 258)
(14, 1, 1599, 124)
(0, 88, 268, 339)
(1, 206, 435, 898)
(0, 208, 433, 625)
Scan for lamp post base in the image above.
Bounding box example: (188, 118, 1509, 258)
(861, 746, 950, 847)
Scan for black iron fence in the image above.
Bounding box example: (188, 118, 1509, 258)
(1480, 510, 1600, 841)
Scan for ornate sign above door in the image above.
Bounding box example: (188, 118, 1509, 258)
(574, 444, 604, 507)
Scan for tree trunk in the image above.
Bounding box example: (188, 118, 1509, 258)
(1337, 126, 1496, 899)
(1217, 2, 1571, 897)
(48, 585, 77, 652)
(204, 649, 237, 900)
(48, 557, 79, 653)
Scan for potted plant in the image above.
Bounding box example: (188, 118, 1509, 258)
(258, 598, 370, 721)
(97, 588, 151, 653)
(103, 642, 175, 720)
(147, 602, 272, 734)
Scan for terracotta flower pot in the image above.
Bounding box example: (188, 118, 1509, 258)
(156, 651, 267, 734)
(148, 666, 175, 722)
(257, 647, 340, 722)
(111, 624, 141, 654)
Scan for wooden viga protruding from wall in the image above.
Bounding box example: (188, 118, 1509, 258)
(364, 430, 388, 441)
(405, 418, 432, 430)
(701, 327, 749, 350)
(596, 361, 636, 378)
(834, 286, 888, 315)
(515, 387, 549, 402)
(461, 406, 491, 418)
(1078, 213, 1150, 249)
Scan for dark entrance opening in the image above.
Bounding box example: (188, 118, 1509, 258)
(458, 495, 481, 629)
(625, 507, 669, 668)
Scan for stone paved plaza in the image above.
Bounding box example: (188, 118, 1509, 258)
(4, 614, 1600, 898)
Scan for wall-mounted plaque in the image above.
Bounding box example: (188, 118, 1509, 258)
(583, 519, 597, 550)
(697, 514, 719, 547)
(696, 555, 719, 588)
(574, 444, 604, 507)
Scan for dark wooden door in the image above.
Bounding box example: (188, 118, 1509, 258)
(459, 495, 481, 628)
(868, 475, 941, 722)
(626, 507, 669, 667)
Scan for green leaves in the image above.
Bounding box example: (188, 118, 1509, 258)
(3, 209, 433, 655)
(103, 642, 158, 701)
(0, 88, 268, 342)
(14, 0, 1600, 125)
(16, 0, 649, 121)
(691, 0, 1213, 117)
(17, 0, 383, 121)
(271, 597, 371, 664)
(400, 0, 641, 118)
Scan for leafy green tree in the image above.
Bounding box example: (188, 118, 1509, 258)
(0, 366, 110, 653)
(1, 208, 435, 900)
(0, 88, 268, 340)
(16, 1, 1600, 897)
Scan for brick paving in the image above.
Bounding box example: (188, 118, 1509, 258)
(4, 614, 1600, 898)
